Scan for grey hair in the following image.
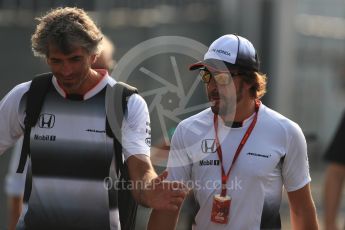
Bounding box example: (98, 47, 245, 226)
(31, 7, 103, 57)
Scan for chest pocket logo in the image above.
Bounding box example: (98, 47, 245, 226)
(38, 113, 55, 129)
(201, 139, 217, 153)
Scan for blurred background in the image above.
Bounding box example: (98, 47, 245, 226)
(0, 0, 344, 229)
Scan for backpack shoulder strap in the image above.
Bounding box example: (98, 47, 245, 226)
(17, 73, 53, 173)
(106, 81, 138, 174)
(105, 81, 138, 230)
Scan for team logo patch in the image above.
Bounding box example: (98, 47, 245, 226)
(247, 152, 271, 158)
(34, 134, 56, 141)
(201, 139, 217, 153)
(199, 159, 220, 166)
(85, 129, 106, 133)
(38, 113, 55, 129)
(145, 138, 151, 147)
(211, 48, 232, 57)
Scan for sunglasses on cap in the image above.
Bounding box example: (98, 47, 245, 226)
(199, 68, 244, 85)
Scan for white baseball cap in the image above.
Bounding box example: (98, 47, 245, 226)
(189, 34, 259, 72)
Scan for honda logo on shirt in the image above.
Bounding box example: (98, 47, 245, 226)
(201, 139, 217, 153)
(38, 114, 55, 129)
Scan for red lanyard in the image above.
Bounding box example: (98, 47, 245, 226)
(213, 100, 261, 197)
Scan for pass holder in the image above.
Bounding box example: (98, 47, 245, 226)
(211, 194, 232, 224)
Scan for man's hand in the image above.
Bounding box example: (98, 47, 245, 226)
(142, 171, 188, 211)
(126, 154, 188, 211)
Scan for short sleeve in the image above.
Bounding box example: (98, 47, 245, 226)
(166, 124, 193, 182)
(121, 94, 151, 159)
(0, 82, 29, 155)
(324, 113, 345, 165)
(282, 124, 311, 192)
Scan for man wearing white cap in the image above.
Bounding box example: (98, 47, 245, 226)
(148, 34, 318, 229)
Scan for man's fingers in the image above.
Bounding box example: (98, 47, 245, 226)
(147, 175, 189, 211)
(152, 171, 168, 184)
(170, 189, 187, 198)
(159, 171, 168, 180)
(171, 181, 189, 191)
(162, 204, 179, 212)
(169, 197, 185, 206)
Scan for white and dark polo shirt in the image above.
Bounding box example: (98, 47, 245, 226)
(0, 71, 150, 230)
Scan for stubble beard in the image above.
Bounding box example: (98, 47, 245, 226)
(62, 69, 91, 93)
(211, 98, 236, 116)
(210, 82, 244, 117)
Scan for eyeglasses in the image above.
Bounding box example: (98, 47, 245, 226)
(199, 69, 244, 85)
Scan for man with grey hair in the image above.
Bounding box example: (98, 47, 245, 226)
(4, 35, 118, 230)
(0, 7, 186, 230)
